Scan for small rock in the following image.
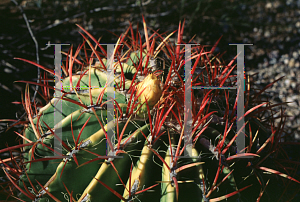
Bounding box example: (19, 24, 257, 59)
(287, 96, 297, 108)
(287, 111, 294, 119)
(264, 30, 271, 38)
(286, 0, 292, 6)
(275, 74, 283, 80)
(270, 50, 279, 58)
(290, 70, 296, 77)
(289, 58, 295, 67)
(269, 58, 277, 64)
(265, 2, 272, 9)
(284, 58, 289, 65)
(256, 49, 265, 56)
(293, 51, 299, 59)
(285, 79, 291, 86)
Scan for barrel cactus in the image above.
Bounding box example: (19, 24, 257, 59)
(1, 19, 299, 202)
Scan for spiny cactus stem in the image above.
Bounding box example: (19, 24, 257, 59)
(63, 149, 79, 162)
(169, 167, 177, 187)
(116, 136, 136, 150)
(124, 139, 161, 200)
(107, 150, 119, 163)
(83, 104, 107, 111)
(160, 146, 178, 201)
(148, 57, 157, 70)
(130, 179, 140, 197)
(118, 112, 148, 123)
(79, 139, 92, 149)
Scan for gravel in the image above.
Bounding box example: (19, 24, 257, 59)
(241, 0, 300, 142)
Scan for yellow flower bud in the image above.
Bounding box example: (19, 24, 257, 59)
(136, 73, 162, 108)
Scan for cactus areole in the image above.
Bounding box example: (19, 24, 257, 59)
(1, 19, 299, 202)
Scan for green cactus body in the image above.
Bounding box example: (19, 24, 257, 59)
(77, 124, 150, 202)
(23, 87, 127, 147)
(160, 146, 177, 202)
(122, 138, 163, 202)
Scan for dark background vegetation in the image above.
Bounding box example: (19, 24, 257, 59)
(0, 0, 300, 201)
